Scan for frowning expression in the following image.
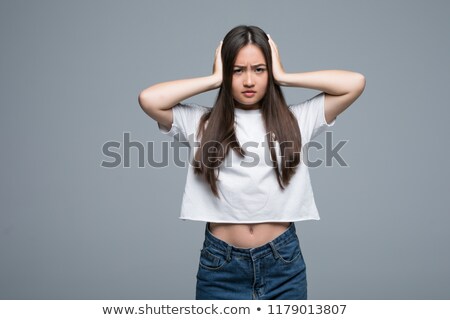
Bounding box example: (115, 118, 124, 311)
(231, 44, 268, 110)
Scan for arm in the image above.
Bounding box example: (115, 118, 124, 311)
(138, 41, 223, 130)
(268, 35, 366, 124)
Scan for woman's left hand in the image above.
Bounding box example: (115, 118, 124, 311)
(268, 35, 287, 85)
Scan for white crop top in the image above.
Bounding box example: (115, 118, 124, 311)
(157, 92, 336, 223)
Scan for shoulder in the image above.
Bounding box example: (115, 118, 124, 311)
(158, 103, 210, 138)
(288, 92, 324, 115)
(171, 102, 211, 126)
(171, 102, 211, 135)
(174, 102, 210, 116)
(288, 92, 335, 140)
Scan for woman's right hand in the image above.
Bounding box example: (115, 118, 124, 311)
(212, 41, 223, 87)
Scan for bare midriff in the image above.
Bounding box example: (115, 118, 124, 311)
(208, 222, 291, 249)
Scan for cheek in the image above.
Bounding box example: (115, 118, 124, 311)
(260, 79, 268, 95)
(232, 81, 241, 96)
(231, 84, 238, 97)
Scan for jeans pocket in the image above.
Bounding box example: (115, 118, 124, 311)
(198, 245, 229, 271)
(273, 237, 302, 264)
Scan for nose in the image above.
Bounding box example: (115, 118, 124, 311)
(244, 72, 254, 87)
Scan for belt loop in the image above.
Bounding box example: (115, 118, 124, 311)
(269, 242, 279, 260)
(225, 245, 232, 262)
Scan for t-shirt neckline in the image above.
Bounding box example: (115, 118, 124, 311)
(234, 107, 262, 115)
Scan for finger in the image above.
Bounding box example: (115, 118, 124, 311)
(217, 42, 223, 54)
(267, 35, 277, 51)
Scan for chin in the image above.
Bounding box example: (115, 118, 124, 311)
(235, 99, 260, 106)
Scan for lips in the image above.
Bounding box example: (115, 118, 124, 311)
(243, 90, 256, 97)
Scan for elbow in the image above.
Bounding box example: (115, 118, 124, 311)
(138, 91, 160, 120)
(355, 73, 366, 95)
(345, 72, 366, 98)
(138, 90, 147, 110)
(138, 90, 149, 109)
(138, 89, 157, 112)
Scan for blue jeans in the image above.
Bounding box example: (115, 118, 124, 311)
(195, 222, 307, 300)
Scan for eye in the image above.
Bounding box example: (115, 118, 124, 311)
(255, 67, 266, 73)
(233, 69, 243, 74)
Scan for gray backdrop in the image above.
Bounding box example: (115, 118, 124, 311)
(1, 0, 449, 299)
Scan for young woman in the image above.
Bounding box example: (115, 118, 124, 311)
(139, 25, 365, 300)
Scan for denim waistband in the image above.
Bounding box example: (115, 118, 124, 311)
(204, 222, 297, 261)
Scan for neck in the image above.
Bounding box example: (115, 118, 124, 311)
(234, 102, 261, 110)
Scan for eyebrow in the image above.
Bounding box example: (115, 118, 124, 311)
(233, 64, 267, 68)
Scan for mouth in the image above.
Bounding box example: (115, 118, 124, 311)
(242, 90, 256, 97)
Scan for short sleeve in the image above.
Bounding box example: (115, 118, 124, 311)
(288, 92, 336, 141)
(157, 103, 210, 142)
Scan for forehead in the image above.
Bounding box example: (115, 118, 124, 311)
(234, 44, 266, 65)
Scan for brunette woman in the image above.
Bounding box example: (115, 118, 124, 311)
(139, 25, 365, 299)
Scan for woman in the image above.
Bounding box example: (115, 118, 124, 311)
(138, 25, 365, 299)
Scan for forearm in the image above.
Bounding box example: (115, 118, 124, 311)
(139, 75, 221, 111)
(277, 70, 365, 96)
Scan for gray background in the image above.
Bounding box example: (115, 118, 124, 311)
(1, 0, 449, 299)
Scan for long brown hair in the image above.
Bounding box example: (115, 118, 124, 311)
(193, 25, 302, 198)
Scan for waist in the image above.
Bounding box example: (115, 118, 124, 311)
(207, 221, 292, 249)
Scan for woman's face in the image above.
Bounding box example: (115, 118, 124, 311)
(231, 44, 268, 110)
